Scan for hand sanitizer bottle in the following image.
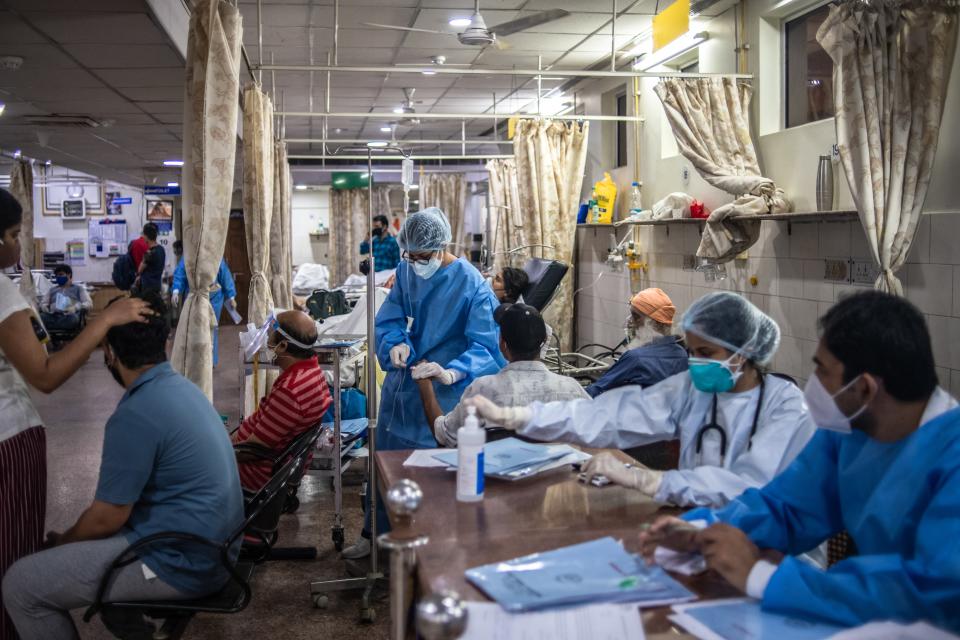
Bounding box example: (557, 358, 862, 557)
(456, 406, 485, 502)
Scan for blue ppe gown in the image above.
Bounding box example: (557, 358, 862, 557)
(172, 258, 237, 366)
(375, 257, 505, 449)
(363, 258, 505, 538)
(585, 335, 689, 397)
(685, 389, 960, 631)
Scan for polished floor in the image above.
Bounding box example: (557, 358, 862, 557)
(31, 326, 389, 639)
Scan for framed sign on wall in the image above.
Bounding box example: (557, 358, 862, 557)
(61, 199, 86, 219)
(41, 165, 106, 216)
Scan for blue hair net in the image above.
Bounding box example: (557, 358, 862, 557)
(680, 291, 780, 365)
(397, 207, 452, 252)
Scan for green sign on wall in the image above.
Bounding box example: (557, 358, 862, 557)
(331, 171, 371, 190)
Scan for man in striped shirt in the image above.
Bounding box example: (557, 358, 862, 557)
(232, 310, 332, 491)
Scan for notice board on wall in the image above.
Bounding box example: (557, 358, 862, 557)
(87, 218, 128, 258)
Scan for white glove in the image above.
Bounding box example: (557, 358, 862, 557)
(171, 290, 180, 307)
(411, 361, 461, 385)
(581, 452, 663, 495)
(465, 395, 531, 431)
(390, 343, 411, 369)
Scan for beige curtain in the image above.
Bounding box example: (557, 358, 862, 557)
(9, 160, 35, 304)
(171, 0, 242, 399)
(486, 158, 524, 272)
(420, 173, 467, 255)
(242, 86, 274, 325)
(817, 0, 958, 294)
(269, 141, 292, 309)
(328, 186, 390, 287)
(654, 78, 791, 262)
(513, 119, 589, 352)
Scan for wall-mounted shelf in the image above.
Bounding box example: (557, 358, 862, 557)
(577, 210, 858, 229)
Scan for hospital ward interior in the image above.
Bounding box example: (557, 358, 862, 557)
(1, 0, 959, 638)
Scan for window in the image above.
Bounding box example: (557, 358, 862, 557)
(784, 3, 835, 128)
(616, 93, 628, 168)
(680, 61, 700, 74)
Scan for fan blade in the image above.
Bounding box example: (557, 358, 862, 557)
(489, 9, 571, 37)
(493, 35, 512, 51)
(361, 22, 451, 35)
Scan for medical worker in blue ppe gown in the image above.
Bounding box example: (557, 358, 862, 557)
(171, 254, 237, 366)
(341, 207, 505, 560)
(469, 291, 816, 508)
(640, 291, 960, 631)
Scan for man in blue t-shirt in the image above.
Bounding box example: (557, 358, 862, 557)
(3, 293, 244, 640)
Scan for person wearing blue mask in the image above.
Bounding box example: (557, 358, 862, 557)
(40, 264, 93, 332)
(468, 291, 816, 508)
(170, 250, 237, 367)
(639, 291, 960, 631)
(341, 207, 505, 560)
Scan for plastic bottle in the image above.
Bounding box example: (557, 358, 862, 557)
(629, 182, 643, 215)
(456, 406, 485, 502)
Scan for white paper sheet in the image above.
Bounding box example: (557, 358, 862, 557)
(654, 547, 706, 576)
(828, 621, 959, 640)
(460, 602, 645, 640)
(403, 449, 455, 468)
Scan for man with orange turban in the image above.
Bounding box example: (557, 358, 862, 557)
(585, 287, 687, 397)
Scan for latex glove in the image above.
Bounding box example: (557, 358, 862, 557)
(412, 361, 461, 385)
(171, 290, 180, 307)
(581, 452, 664, 495)
(390, 343, 411, 369)
(465, 395, 531, 431)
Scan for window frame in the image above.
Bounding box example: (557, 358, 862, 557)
(781, 0, 837, 130)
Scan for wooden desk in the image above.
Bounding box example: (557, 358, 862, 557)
(376, 449, 740, 636)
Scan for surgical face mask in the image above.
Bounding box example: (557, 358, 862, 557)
(372, 226, 384, 237)
(412, 256, 442, 280)
(803, 374, 867, 434)
(55, 275, 69, 286)
(688, 353, 744, 393)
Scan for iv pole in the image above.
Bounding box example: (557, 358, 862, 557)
(310, 142, 411, 623)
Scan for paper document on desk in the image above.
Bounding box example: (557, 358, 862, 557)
(460, 601, 645, 640)
(466, 536, 695, 612)
(828, 621, 959, 639)
(670, 598, 844, 640)
(404, 449, 455, 468)
(654, 546, 707, 576)
(432, 437, 575, 477)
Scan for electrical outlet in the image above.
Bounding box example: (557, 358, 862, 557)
(682, 254, 697, 271)
(849, 259, 880, 286)
(681, 166, 690, 185)
(823, 259, 847, 282)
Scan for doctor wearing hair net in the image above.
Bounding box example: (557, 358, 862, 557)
(469, 292, 816, 507)
(343, 208, 505, 559)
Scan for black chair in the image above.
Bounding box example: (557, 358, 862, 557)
(233, 422, 324, 560)
(521, 258, 568, 312)
(82, 450, 306, 640)
(46, 308, 87, 349)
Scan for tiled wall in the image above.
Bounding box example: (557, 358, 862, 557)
(575, 211, 960, 396)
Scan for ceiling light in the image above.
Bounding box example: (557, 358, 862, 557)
(295, 184, 308, 190)
(421, 70, 437, 76)
(633, 31, 709, 72)
(367, 141, 388, 148)
(409, 184, 419, 190)
(167, 182, 179, 187)
(45, 159, 52, 166)
(392, 107, 405, 114)
(380, 126, 393, 133)
(13, 149, 21, 158)
(0, 102, 5, 116)
(163, 160, 184, 167)
(449, 17, 472, 27)
(334, 128, 344, 134)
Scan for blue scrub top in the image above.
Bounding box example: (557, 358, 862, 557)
(375, 258, 506, 448)
(687, 399, 960, 631)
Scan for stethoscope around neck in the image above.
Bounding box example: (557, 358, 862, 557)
(694, 374, 766, 464)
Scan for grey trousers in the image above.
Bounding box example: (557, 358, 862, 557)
(2, 535, 191, 640)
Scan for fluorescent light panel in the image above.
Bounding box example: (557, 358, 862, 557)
(633, 31, 709, 71)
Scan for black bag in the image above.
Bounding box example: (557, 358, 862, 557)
(305, 289, 350, 321)
(111, 252, 137, 291)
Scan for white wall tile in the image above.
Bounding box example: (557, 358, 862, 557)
(903, 263, 954, 316)
(835, 283, 868, 302)
(788, 298, 820, 341)
(775, 336, 804, 379)
(746, 293, 769, 314)
(905, 214, 931, 264)
(925, 314, 949, 370)
(819, 221, 851, 258)
(778, 259, 804, 298)
(850, 224, 873, 260)
(800, 338, 818, 381)
(746, 257, 779, 296)
(789, 222, 819, 259)
(802, 259, 834, 302)
(951, 370, 960, 400)
(930, 213, 960, 265)
(954, 266, 960, 318)
(948, 317, 960, 371)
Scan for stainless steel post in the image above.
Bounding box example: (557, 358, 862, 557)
(257, 0, 263, 84)
(366, 146, 379, 575)
(611, 0, 617, 72)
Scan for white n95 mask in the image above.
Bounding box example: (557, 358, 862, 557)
(412, 256, 442, 280)
(803, 374, 867, 434)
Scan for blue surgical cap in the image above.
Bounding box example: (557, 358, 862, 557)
(680, 291, 780, 365)
(397, 207, 452, 252)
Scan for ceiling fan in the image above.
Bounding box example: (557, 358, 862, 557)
(363, 0, 570, 49)
(393, 88, 423, 125)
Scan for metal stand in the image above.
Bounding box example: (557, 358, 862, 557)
(309, 143, 410, 623)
